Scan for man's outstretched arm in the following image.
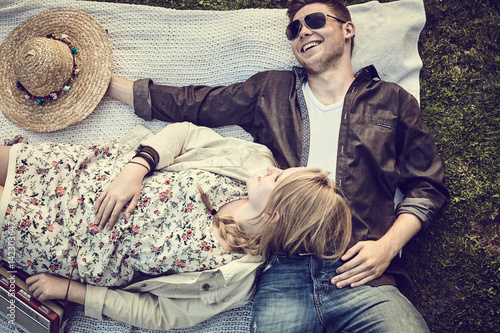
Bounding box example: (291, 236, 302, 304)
(107, 75, 134, 106)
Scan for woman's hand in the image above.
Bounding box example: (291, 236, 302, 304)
(94, 159, 149, 230)
(26, 273, 86, 304)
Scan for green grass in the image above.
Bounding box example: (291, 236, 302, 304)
(92, 0, 500, 331)
(403, 1, 500, 331)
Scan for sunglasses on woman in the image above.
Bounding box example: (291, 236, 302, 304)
(286, 12, 347, 41)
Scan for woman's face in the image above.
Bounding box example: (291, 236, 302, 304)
(246, 166, 304, 215)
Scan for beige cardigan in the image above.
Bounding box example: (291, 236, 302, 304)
(85, 122, 273, 329)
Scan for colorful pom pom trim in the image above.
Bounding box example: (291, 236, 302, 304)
(16, 33, 80, 106)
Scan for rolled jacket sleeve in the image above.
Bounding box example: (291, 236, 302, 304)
(394, 96, 449, 230)
(133, 78, 154, 121)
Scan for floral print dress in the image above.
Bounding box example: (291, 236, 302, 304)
(0, 140, 246, 287)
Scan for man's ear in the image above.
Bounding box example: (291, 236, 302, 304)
(345, 21, 355, 39)
(264, 211, 280, 224)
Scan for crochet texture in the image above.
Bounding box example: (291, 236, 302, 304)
(0, 0, 425, 332)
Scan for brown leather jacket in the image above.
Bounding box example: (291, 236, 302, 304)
(133, 65, 449, 287)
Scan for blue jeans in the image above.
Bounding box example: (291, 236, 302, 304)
(251, 255, 430, 333)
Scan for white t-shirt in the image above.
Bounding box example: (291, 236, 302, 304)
(302, 81, 343, 178)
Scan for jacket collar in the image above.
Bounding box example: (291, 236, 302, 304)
(293, 64, 380, 85)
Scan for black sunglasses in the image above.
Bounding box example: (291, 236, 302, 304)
(286, 12, 347, 41)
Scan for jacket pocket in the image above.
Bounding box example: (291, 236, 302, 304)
(372, 120, 396, 131)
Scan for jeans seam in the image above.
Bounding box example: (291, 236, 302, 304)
(313, 289, 325, 330)
(314, 282, 330, 330)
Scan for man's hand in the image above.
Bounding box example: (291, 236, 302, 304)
(94, 161, 148, 230)
(26, 273, 86, 304)
(331, 239, 396, 288)
(331, 213, 423, 288)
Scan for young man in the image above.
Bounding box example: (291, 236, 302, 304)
(107, 0, 449, 331)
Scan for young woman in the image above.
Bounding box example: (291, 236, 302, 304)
(0, 122, 351, 329)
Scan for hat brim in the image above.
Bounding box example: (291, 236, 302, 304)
(0, 8, 113, 132)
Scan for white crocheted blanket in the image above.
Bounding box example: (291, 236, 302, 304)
(0, 0, 425, 332)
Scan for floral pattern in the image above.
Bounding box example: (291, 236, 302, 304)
(0, 141, 246, 287)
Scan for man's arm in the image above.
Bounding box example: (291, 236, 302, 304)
(106, 75, 134, 106)
(116, 71, 285, 131)
(332, 91, 449, 288)
(331, 213, 421, 288)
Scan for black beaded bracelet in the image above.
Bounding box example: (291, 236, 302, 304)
(141, 146, 159, 165)
(65, 260, 77, 301)
(128, 161, 150, 173)
(133, 152, 155, 175)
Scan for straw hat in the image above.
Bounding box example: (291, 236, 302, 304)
(0, 8, 113, 132)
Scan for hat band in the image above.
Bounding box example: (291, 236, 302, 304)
(15, 33, 80, 106)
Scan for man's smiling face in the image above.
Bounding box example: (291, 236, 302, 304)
(290, 3, 348, 74)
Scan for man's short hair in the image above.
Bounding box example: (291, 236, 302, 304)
(287, 0, 352, 23)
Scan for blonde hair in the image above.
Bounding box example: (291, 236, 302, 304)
(199, 168, 352, 260)
(198, 185, 254, 254)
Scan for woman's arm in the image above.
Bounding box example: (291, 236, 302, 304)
(84, 267, 257, 330)
(140, 121, 272, 171)
(26, 264, 257, 330)
(95, 122, 273, 229)
(93, 122, 193, 230)
(26, 273, 86, 304)
(85, 286, 242, 330)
